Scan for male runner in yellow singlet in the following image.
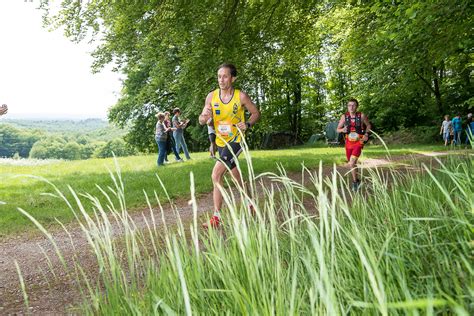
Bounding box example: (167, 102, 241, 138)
(199, 63, 260, 228)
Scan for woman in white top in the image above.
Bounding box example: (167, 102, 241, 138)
(440, 115, 452, 146)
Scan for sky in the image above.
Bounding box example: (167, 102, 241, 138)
(0, 0, 122, 119)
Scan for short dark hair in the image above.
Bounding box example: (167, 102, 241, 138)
(218, 63, 238, 77)
(347, 98, 359, 107)
(173, 108, 180, 114)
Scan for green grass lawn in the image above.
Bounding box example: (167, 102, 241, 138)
(0, 144, 448, 237)
(68, 150, 472, 314)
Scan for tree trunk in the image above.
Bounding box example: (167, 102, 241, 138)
(285, 78, 292, 133)
(293, 74, 302, 143)
(432, 66, 443, 115)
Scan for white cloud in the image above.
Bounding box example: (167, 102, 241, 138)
(0, 0, 122, 119)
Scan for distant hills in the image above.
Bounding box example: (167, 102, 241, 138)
(0, 118, 131, 160)
(2, 118, 110, 134)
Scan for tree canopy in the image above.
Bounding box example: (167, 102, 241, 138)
(0, 120, 130, 160)
(40, 0, 474, 151)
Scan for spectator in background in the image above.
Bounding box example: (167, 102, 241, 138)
(155, 112, 169, 166)
(208, 124, 217, 158)
(451, 114, 462, 146)
(164, 111, 183, 162)
(440, 115, 452, 146)
(465, 113, 473, 146)
(172, 107, 191, 160)
(0, 104, 7, 116)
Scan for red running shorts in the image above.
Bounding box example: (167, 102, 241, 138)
(345, 140, 363, 161)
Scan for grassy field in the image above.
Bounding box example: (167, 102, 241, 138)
(0, 144, 448, 237)
(25, 150, 472, 314)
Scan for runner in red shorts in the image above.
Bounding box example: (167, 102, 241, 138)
(336, 98, 372, 191)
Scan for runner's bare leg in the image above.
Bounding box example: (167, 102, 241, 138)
(349, 156, 359, 182)
(211, 162, 227, 212)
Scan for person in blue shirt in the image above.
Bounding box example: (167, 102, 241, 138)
(451, 114, 462, 145)
(465, 113, 473, 146)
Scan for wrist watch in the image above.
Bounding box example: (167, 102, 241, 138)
(246, 122, 252, 129)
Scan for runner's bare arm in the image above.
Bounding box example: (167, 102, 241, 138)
(199, 92, 214, 125)
(238, 91, 260, 130)
(362, 114, 372, 134)
(336, 115, 347, 133)
(362, 113, 372, 141)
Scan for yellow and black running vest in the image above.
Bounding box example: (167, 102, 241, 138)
(211, 88, 245, 147)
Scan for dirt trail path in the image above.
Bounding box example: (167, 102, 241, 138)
(0, 152, 449, 314)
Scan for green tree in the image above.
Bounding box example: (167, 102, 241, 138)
(0, 125, 41, 158)
(29, 137, 66, 159)
(321, 0, 473, 131)
(93, 139, 136, 158)
(41, 0, 325, 149)
(63, 141, 82, 160)
(41, 0, 473, 146)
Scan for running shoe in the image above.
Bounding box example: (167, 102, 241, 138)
(202, 215, 220, 229)
(247, 199, 256, 216)
(352, 180, 361, 192)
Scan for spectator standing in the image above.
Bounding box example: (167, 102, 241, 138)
(172, 108, 191, 160)
(155, 113, 169, 166)
(451, 114, 462, 145)
(465, 113, 473, 146)
(440, 115, 452, 146)
(164, 111, 183, 162)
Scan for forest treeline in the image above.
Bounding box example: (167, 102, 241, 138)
(38, 0, 473, 151)
(0, 120, 133, 159)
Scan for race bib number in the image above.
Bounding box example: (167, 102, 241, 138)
(217, 122, 232, 137)
(348, 132, 360, 142)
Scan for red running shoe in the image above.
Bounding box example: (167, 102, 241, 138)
(245, 197, 256, 216)
(249, 204, 256, 216)
(202, 215, 221, 229)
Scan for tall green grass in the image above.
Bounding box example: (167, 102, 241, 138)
(17, 147, 473, 314)
(0, 144, 448, 236)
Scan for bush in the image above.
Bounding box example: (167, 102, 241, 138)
(29, 138, 96, 160)
(29, 137, 67, 159)
(93, 139, 136, 158)
(374, 126, 440, 145)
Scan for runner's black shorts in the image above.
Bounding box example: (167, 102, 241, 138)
(217, 142, 242, 170)
(209, 133, 216, 143)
